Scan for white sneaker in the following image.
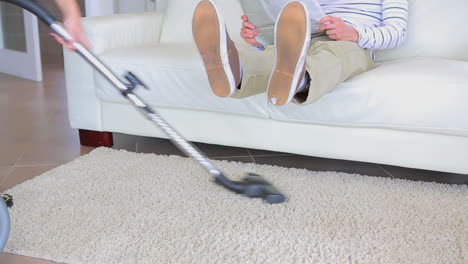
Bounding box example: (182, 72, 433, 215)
(267, 1, 311, 106)
(192, 0, 241, 97)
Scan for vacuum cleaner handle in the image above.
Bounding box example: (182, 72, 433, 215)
(1, 0, 57, 26)
(4, 0, 286, 204)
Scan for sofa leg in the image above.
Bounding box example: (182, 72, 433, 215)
(78, 129, 114, 147)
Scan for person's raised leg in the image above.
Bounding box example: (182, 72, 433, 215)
(267, 1, 311, 106)
(192, 0, 241, 97)
(294, 39, 375, 105)
(230, 44, 275, 99)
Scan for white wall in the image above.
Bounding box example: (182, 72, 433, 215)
(116, 0, 146, 13)
(83, 0, 166, 16)
(115, 0, 167, 13)
(156, 0, 167, 10)
(85, 0, 115, 17)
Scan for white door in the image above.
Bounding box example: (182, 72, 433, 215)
(0, 2, 42, 81)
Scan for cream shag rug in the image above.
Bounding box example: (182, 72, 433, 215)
(4, 148, 468, 264)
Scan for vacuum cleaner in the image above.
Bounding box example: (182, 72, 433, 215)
(0, 194, 12, 253)
(0, 0, 286, 205)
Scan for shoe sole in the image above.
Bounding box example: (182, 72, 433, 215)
(268, 2, 310, 106)
(192, 0, 235, 97)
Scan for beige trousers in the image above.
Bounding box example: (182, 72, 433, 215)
(232, 37, 375, 104)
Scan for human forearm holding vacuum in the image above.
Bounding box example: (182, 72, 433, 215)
(52, 0, 90, 51)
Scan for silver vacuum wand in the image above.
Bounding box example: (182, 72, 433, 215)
(3, 0, 286, 204)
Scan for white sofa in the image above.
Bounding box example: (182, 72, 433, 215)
(64, 0, 468, 174)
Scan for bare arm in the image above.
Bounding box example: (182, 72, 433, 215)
(52, 0, 90, 51)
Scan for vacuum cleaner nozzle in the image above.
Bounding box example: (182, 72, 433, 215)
(215, 173, 286, 204)
(1, 194, 13, 208)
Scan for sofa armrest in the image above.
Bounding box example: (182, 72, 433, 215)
(64, 47, 103, 131)
(65, 12, 165, 131)
(82, 12, 165, 54)
(65, 12, 163, 131)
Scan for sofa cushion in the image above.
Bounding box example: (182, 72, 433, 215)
(267, 57, 468, 136)
(374, 0, 468, 62)
(159, 0, 244, 44)
(94, 44, 268, 118)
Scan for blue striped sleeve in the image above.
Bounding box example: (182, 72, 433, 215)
(354, 0, 408, 50)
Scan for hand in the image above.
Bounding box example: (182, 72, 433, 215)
(51, 16, 91, 52)
(319, 16, 359, 42)
(240, 15, 263, 47)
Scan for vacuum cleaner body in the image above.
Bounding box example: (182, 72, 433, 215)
(0, 194, 12, 253)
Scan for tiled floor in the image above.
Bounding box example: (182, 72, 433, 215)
(0, 60, 466, 263)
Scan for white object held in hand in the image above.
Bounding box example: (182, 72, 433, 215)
(240, 0, 326, 49)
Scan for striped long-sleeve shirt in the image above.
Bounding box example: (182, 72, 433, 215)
(251, 0, 408, 50)
(320, 0, 409, 50)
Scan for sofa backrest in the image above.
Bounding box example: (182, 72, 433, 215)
(160, 0, 468, 62)
(159, 0, 244, 44)
(375, 0, 468, 62)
